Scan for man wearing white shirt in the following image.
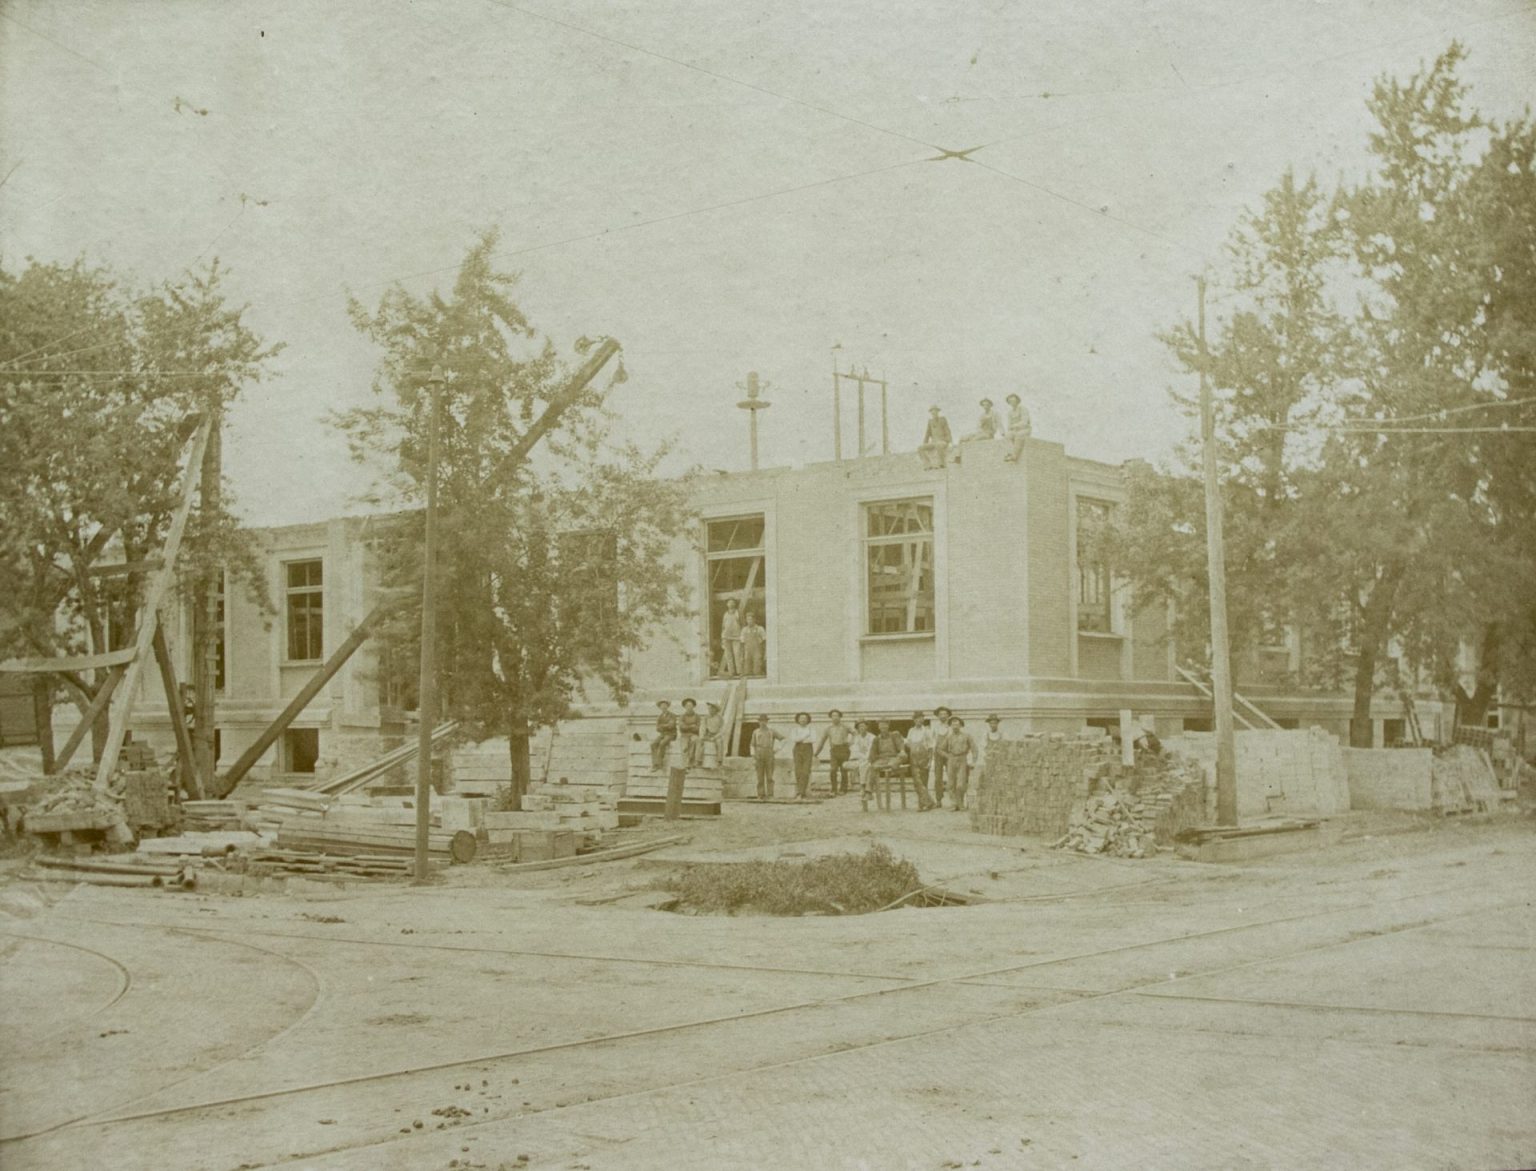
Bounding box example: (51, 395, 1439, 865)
(904, 713, 938, 811)
(849, 720, 875, 796)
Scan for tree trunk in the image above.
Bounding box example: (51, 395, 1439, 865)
(1452, 624, 1499, 732)
(32, 677, 55, 774)
(507, 714, 531, 811)
(1348, 568, 1401, 748)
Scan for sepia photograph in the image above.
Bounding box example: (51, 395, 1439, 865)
(1, 2, 1533, 1168)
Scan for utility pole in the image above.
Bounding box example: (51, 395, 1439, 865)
(413, 364, 445, 883)
(831, 347, 843, 461)
(190, 398, 221, 793)
(879, 372, 889, 454)
(736, 371, 771, 470)
(1198, 275, 1239, 826)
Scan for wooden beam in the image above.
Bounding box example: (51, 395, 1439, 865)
(479, 339, 620, 490)
(93, 417, 212, 789)
(86, 559, 164, 578)
(151, 622, 203, 799)
(52, 666, 123, 773)
(0, 647, 137, 674)
(215, 596, 401, 795)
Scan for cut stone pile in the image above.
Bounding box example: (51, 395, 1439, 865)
(1057, 788, 1154, 858)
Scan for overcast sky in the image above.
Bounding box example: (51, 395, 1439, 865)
(2, 0, 1532, 526)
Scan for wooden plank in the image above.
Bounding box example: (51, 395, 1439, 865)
(0, 647, 137, 674)
(152, 621, 202, 799)
(94, 417, 212, 789)
(85, 559, 164, 578)
(51, 665, 124, 772)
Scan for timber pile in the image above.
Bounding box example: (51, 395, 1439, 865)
(181, 799, 246, 831)
(20, 854, 197, 889)
(1057, 788, 1155, 858)
(245, 847, 421, 880)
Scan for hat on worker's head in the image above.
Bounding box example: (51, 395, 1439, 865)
(934, 706, 952, 717)
(929, 404, 942, 414)
(911, 710, 925, 721)
(828, 708, 844, 718)
(706, 702, 721, 712)
(979, 397, 993, 407)
(682, 697, 697, 708)
(950, 716, 965, 727)
(986, 714, 1001, 724)
(795, 712, 811, 724)
(656, 699, 671, 707)
(1005, 393, 1021, 405)
(756, 714, 770, 723)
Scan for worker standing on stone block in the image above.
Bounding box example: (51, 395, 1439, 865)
(651, 700, 677, 771)
(750, 716, 783, 800)
(940, 716, 977, 811)
(698, 701, 724, 766)
(816, 709, 854, 795)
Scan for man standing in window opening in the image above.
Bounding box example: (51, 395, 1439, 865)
(919, 404, 953, 469)
(1003, 393, 1032, 462)
(677, 698, 701, 769)
(790, 712, 816, 800)
(816, 709, 853, 795)
(651, 700, 677, 771)
(719, 598, 743, 677)
(940, 715, 977, 812)
(750, 715, 783, 801)
(905, 712, 938, 811)
(931, 705, 954, 804)
(741, 611, 766, 676)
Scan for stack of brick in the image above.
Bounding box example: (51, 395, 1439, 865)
(1344, 748, 1433, 810)
(972, 733, 1212, 846)
(1059, 788, 1154, 857)
(119, 743, 176, 832)
(1169, 728, 1349, 818)
(969, 733, 1104, 838)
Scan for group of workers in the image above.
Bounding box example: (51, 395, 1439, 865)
(714, 598, 767, 677)
(652, 701, 1007, 812)
(919, 393, 1032, 470)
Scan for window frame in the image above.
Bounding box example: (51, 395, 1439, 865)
(703, 513, 769, 679)
(282, 558, 325, 664)
(1074, 498, 1115, 635)
(862, 497, 936, 638)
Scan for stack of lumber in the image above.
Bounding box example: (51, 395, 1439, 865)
(249, 786, 332, 833)
(19, 854, 196, 889)
(521, 783, 620, 847)
(312, 721, 459, 796)
(245, 846, 421, 880)
(276, 819, 477, 862)
(623, 731, 726, 804)
(1056, 788, 1155, 858)
(137, 830, 263, 857)
(181, 799, 247, 831)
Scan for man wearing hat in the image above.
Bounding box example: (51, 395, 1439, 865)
(650, 700, 677, 771)
(750, 715, 784, 800)
(677, 698, 701, 769)
(931, 705, 954, 804)
(978, 714, 1005, 780)
(962, 397, 1005, 444)
(904, 712, 938, 810)
(696, 701, 725, 766)
(939, 715, 977, 811)
(790, 712, 817, 799)
(815, 709, 854, 795)
(919, 405, 953, 469)
(1003, 393, 1032, 462)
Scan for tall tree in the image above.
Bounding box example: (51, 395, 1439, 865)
(0, 257, 278, 765)
(1102, 44, 1536, 744)
(339, 232, 693, 805)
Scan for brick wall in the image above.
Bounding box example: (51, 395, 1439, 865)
(970, 733, 1211, 842)
(1170, 728, 1350, 818)
(1343, 748, 1433, 810)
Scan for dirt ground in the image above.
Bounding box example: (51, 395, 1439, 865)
(1, 793, 1533, 1170)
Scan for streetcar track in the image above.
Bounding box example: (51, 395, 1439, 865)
(3, 876, 1507, 1153)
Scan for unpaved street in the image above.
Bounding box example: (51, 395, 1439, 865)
(2, 807, 1533, 1171)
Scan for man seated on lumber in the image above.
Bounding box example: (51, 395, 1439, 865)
(863, 718, 909, 810)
